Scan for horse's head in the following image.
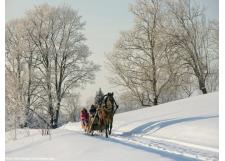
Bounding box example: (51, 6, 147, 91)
(105, 92, 114, 110)
(107, 92, 114, 101)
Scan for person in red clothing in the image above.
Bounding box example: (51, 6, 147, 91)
(80, 108, 89, 129)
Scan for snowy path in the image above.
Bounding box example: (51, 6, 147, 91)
(6, 128, 217, 161)
(5, 123, 218, 161)
(6, 129, 198, 161)
(60, 122, 218, 161)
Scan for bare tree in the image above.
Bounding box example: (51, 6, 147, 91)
(107, 0, 218, 108)
(107, 0, 177, 106)
(18, 19, 41, 127)
(25, 4, 99, 128)
(5, 20, 26, 137)
(117, 91, 140, 112)
(166, 0, 218, 94)
(6, 4, 99, 129)
(50, 6, 99, 127)
(63, 93, 80, 122)
(205, 20, 219, 92)
(24, 5, 56, 127)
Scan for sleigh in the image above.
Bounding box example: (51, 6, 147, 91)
(85, 93, 119, 138)
(86, 113, 104, 135)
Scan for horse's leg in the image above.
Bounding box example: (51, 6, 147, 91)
(100, 119, 103, 133)
(98, 111, 103, 133)
(109, 117, 113, 135)
(105, 124, 108, 138)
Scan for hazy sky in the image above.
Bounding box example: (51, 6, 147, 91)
(6, 0, 219, 106)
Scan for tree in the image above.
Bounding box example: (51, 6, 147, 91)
(107, 0, 177, 106)
(63, 93, 80, 122)
(5, 20, 26, 136)
(95, 88, 104, 105)
(166, 0, 218, 94)
(24, 5, 56, 127)
(25, 4, 99, 128)
(117, 91, 139, 112)
(205, 20, 219, 92)
(5, 70, 25, 139)
(107, 0, 218, 107)
(5, 4, 99, 129)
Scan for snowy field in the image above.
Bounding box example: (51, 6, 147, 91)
(6, 92, 218, 161)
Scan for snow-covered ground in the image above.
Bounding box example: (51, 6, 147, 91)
(6, 92, 218, 161)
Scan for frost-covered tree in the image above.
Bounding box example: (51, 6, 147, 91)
(116, 91, 140, 112)
(5, 71, 25, 138)
(5, 20, 27, 135)
(24, 4, 99, 128)
(166, 0, 219, 94)
(107, 0, 177, 106)
(62, 93, 80, 122)
(6, 4, 99, 129)
(107, 0, 218, 107)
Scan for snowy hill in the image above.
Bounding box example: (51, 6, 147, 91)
(6, 92, 219, 161)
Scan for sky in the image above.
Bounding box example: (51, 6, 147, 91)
(6, 0, 219, 106)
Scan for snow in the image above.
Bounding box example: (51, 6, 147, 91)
(113, 92, 218, 148)
(6, 92, 219, 161)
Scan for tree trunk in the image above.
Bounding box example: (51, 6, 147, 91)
(24, 56, 32, 127)
(199, 77, 207, 94)
(14, 116, 17, 140)
(201, 87, 207, 94)
(152, 54, 158, 105)
(47, 88, 54, 128)
(153, 97, 158, 105)
(45, 56, 54, 128)
(200, 85, 207, 94)
(54, 102, 60, 128)
(47, 72, 54, 128)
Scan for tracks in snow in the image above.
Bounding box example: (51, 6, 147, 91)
(110, 133, 218, 161)
(62, 123, 218, 161)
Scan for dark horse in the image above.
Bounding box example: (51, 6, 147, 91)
(97, 92, 118, 138)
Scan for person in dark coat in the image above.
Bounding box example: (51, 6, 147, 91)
(89, 104, 97, 117)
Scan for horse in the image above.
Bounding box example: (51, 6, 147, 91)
(97, 92, 118, 138)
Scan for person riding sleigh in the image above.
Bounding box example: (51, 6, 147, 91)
(80, 108, 89, 129)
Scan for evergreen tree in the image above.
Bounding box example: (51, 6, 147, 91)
(95, 88, 104, 105)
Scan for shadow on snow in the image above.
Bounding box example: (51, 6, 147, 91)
(117, 115, 218, 136)
(95, 115, 218, 161)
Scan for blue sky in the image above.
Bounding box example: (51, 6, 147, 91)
(6, 0, 219, 105)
